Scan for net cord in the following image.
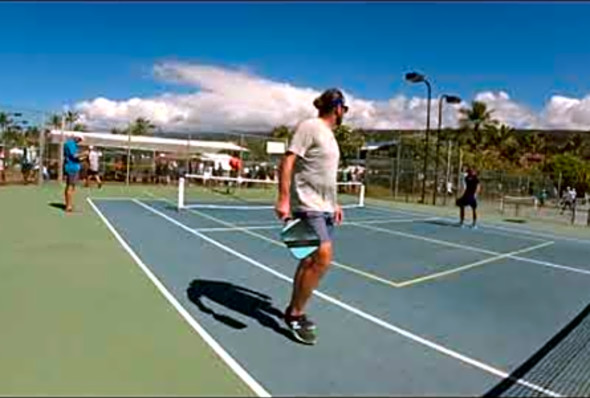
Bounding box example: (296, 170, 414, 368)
(178, 174, 365, 210)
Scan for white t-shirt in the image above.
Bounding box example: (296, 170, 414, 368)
(89, 150, 100, 171)
(288, 117, 340, 213)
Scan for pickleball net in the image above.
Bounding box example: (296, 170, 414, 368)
(176, 174, 365, 210)
(484, 301, 590, 397)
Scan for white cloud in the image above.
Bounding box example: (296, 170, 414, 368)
(473, 91, 540, 129)
(74, 61, 590, 133)
(541, 95, 590, 130)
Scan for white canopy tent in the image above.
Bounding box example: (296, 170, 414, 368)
(49, 130, 248, 154)
(49, 130, 248, 184)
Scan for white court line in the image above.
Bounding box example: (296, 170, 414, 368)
(351, 222, 590, 277)
(88, 196, 151, 201)
(397, 241, 555, 288)
(358, 204, 550, 243)
(182, 203, 402, 289)
(362, 202, 590, 245)
(86, 198, 270, 398)
(194, 217, 440, 233)
(133, 198, 561, 398)
(144, 193, 405, 288)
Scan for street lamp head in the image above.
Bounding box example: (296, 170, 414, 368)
(405, 72, 425, 83)
(444, 95, 462, 104)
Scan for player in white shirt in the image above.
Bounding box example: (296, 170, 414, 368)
(85, 146, 102, 188)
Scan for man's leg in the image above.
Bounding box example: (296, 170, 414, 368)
(471, 197, 478, 228)
(64, 183, 72, 211)
(65, 173, 77, 212)
(284, 213, 334, 344)
(288, 241, 332, 317)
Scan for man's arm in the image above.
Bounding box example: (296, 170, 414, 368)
(278, 152, 296, 203)
(275, 152, 296, 220)
(275, 122, 312, 220)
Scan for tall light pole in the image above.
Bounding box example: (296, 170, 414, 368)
(433, 94, 461, 205)
(405, 72, 431, 204)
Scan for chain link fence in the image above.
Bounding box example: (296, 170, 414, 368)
(361, 130, 590, 227)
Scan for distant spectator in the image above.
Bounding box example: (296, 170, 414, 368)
(21, 142, 36, 185)
(229, 153, 242, 178)
(85, 146, 102, 189)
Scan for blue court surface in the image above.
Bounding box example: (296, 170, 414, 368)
(88, 196, 590, 396)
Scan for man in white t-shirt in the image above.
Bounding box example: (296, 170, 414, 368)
(85, 146, 102, 188)
(275, 88, 347, 345)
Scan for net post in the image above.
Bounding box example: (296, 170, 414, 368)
(359, 184, 366, 207)
(178, 177, 185, 210)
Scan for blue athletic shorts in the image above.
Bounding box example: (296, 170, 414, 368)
(65, 172, 79, 186)
(293, 211, 335, 243)
(456, 195, 477, 209)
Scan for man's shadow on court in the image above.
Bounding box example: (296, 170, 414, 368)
(186, 279, 296, 342)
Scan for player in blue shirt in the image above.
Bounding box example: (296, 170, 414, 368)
(63, 135, 85, 212)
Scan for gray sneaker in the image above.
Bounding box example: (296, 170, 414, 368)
(285, 312, 317, 345)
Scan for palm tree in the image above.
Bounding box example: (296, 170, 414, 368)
(0, 112, 14, 131)
(127, 117, 156, 136)
(24, 126, 41, 143)
(48, 114, 62, 130)
(65, 111, 80, 130)
(458, 101, 498, 153)
(0, 112, 19, 159)
(72, 123, 87, 132)
(562, 133, 586, 157)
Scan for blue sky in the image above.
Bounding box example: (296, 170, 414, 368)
(1, 2, 589, 130)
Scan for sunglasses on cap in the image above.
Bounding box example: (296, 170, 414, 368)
(332, 97, 349, 113)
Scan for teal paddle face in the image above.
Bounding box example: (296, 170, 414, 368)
(280, 218, 320, 260)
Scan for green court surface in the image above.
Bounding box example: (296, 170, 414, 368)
(3, 182, 590, 396)
(0, 184, 252, 396)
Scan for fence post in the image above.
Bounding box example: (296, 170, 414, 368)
(394, 141, 401, 200)
(37, 115, 46, 186)
(57, 113, 65, 184)
(389, 155, 395, 195)
(571, 203, 577, 225)
(443, 140, 452, 206)
(456, 147, 463, 198)
(178, 177, 185, 210)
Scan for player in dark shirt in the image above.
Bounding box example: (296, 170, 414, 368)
(456, 167, 481, 228)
